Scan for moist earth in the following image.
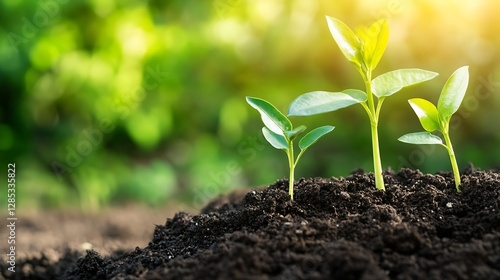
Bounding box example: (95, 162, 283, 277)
(2, 167, 500, 279)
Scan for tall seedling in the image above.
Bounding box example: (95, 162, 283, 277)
(288, 16, 438, 190)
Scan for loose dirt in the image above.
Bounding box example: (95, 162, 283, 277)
(2, 167, 499, 279)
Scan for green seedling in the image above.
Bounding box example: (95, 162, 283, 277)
(246, 97, 334, 200)
(288, 16, 438, 190)
(398, 66, 469, 192)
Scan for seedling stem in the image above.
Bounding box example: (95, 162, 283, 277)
(442, 127, 461, 191)
(287, 141, 295, 199)
(361, 69, 385, 190)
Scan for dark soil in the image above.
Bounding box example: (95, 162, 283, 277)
(0, 205, 179, 279)
(3, 167, 500, 279)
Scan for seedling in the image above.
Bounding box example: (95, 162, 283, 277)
(288, 16, 438, 190)
(246, 97, 334, 200)
(398, 66, 469, 192)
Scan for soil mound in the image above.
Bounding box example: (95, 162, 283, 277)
(3, 168, 500, 279)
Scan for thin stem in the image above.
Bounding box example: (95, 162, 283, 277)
(287, 143, 295, 200)
(370, 121, 385, 190)
(359, 102, 375, 124)
(442, 131, 461, 192)
(295, 149, 306, 169)
(362, 70, 376, 113)
(375, 97, 385, 118)
(363, 70, 385, 191)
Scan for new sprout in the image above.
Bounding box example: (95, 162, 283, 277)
(398, 66, 469, 192)
(246, 97, 334, 200)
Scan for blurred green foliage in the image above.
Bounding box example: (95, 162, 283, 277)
(1, 0, 499, 210)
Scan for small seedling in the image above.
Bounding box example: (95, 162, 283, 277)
(398, 66, 469, 192)
(246, 97, 334, 200)
(288, 16, 438, 190)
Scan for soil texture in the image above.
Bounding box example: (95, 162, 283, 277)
(2, 167, 500, 279)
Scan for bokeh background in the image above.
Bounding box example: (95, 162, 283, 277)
(1, 0, 499, 211)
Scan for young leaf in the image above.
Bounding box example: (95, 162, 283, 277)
(408, 98, 440, 132)
(262, 127, 288, 150)
(398, 132, 443, 145)
(356, 19, 389, 70)
(372, 69, 439, 97)
(326, 16, 362, 65)
(437, 66, 469, 120)
(246, 97, 292, 135)
(299, 125, 335, 150)
(285, 125, 306, 141)
(287, 90, 366, 117)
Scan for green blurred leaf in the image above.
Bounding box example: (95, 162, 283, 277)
(262, 127, 288, 150)
(326, 16, 362, 65)
(356, 19, 389, 70)
(285, 125, 306, 141)
(287, 90, 366, 116)
(246, 97, 292, 135)
(438, 66, 469, 120)
(408, 98, 440, 132)
(299, 125, 335, 150)
(372, 69, 439, 97)
(125, 111, 163, 149)
(398, 132, 443, 145)
(125, 161, 176, 205)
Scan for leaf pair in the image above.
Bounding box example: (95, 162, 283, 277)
(326, 16, 388, 71)
(398, 66, 469, 146)
(287, 69, 438, 117)
(246, 97, 334, 151)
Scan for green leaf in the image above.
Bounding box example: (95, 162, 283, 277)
(398, 132, 443, 145)
(356, 19, 389, 70)
(287, 90, 366, 117)
(408, 98, 440, 132)
(246, 97, 292, 135)
(299, 126, 335, 150)
(372, 69, 439, 97)
(437, 66, 469, 120)
(343, 89, 368, 102)
(285, 125, 306, 141)
(262, 127, 288, 150)
(326, 16, 362, 65)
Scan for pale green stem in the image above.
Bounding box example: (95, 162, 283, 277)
(442, 131, 461, 192)
(287, 142, 295, 200)
(363, 70, 385, 191)
(375, 97, 385, 118)
(295, 149, 306, 169)
(359, 102, 375, 124)
(364, 73, 376, 113)
(370, 121, 385, 190)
